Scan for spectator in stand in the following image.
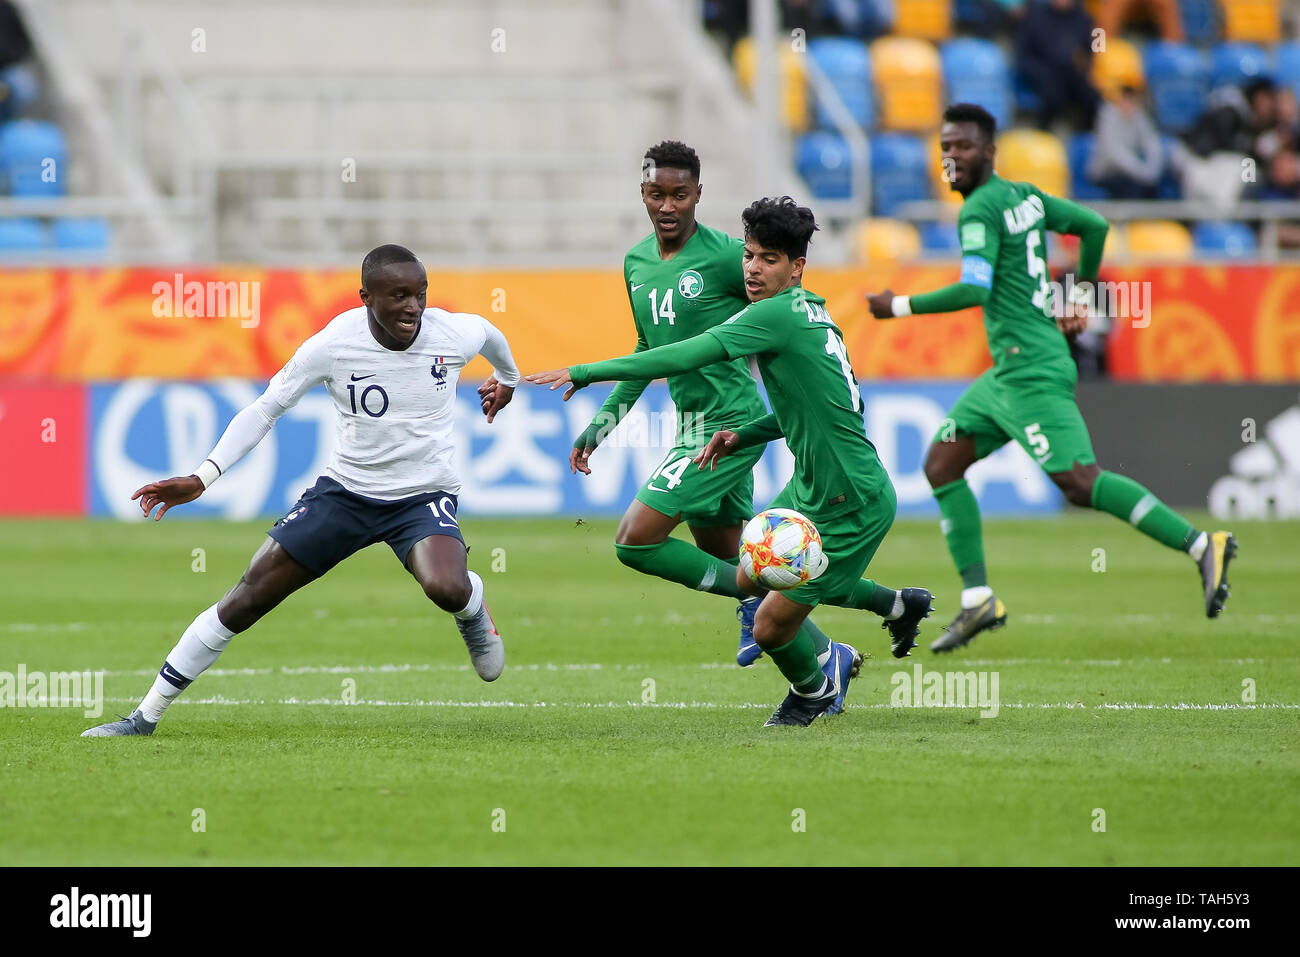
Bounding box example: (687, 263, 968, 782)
(1094, 0, 1184, 42)
(1087, 84, 1163, 198)
(958, 0, 1026, 38)
(0, 0, 30, 69)
(1174, 77, 1280, 206)
(1015, 0, 1102, 131)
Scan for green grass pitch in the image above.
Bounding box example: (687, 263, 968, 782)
(2, 513, 1296, 866)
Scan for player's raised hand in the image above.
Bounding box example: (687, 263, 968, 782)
(524, 368, 578, 400)
(570, 446, 594, 475)
(131, 475, 205, 522)
(866, 289, 896, 319)
(1056, 307, 1087, 338)
(693, 430, 739, 471)
(480, 377, 514, 423)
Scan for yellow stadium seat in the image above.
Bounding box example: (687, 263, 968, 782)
(733, 36, 809, 132)
(1091, 37, 1145, 100)
(1124, 219, 1193, 260)
(871, 37, 942, 132)
(855, 218, 922, 264)
(894, 0, 952, 41)
(996, 130, 1068, 199)
(925, 131, 963, 205)
(1220, 0, 1281, 42)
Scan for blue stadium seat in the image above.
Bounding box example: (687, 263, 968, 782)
(1156, 135, 1182, 198)
(52, 218, 111, 251)
(1013, 70, 1041, 114)
(0, 217, 48, 251)
(940, 38, 1012, 130)
(919, 220, 960, 252)
(821, 0, 893, 38)
(1193, 220, 1257, 258)
(1276, 41, 1300, 100)
(1211, 42, 1273, 89)
(1068, 133, 1107, 200)
(0, 64, 39, 123)
(808, 37, 873, 130)
(1144, 41, 1211, 132)
(1180, 0, 1219, 43)
(871, 133, 929, 217)
(0, 120, 67, 197)
(796, 131, 855, 199)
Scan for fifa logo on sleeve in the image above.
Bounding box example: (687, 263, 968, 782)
(431, 359, 449, 388)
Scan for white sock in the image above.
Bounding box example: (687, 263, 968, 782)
(138, 603, 235, 723)
(453, 571, 485, 620)
(1188, 531, 1208, 562)
(792, 677, 830, 699)
(961, 586, 993, 610)
(885, 591, 904, 620)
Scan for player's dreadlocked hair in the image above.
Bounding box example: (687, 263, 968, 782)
(361, 244, 421, 289)
(642, 140, 700, 182)
(943, 102, 997, 144)
(741, 197, 819, 261)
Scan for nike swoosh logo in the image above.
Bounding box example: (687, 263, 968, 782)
(645, 485, 670, 493)
(350, 373, 376, 381)
(630, 283, 645, 292)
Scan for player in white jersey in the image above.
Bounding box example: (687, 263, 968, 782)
(83, 245, 521, 737)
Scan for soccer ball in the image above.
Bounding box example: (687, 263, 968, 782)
(739, 508, 827, 591)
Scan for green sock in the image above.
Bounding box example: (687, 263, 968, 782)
(797, 617, 832, 658)
(831, 578, 899, 616)
(614, 540, 746, 598)
(766, 625, 826, 695)
(934, 478, 987, 588)
(1091, 471, 1199, 552)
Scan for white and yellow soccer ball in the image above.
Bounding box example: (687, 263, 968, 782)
(739, 508, 828, 591)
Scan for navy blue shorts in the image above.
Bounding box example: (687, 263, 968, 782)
(267, 475, 464, 577)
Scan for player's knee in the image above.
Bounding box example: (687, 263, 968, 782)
(422, 576, 470, 612)
(614, 541, 659, 572)
(924, 445, 963, 488)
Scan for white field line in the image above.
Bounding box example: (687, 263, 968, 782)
(55, 696, 1300, 712)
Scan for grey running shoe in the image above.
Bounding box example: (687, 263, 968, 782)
(456, 602, 505, 681)
(1198, 530, 1237, 618)
(81, 709, 156, 738)
(930, 595, 1007, 653)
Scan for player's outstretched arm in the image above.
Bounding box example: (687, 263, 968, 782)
(526, 333, 730, 401)
(131, 475, 205, 521)
(867, 281, 989, 319)
(1041, 193, 1108, 281)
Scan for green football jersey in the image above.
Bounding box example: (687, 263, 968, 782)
(957, 174, 1076, 377)
(623, 223, 766, 445)
(706, 286, 890, 520)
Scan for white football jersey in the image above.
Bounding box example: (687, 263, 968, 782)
(205, 307, 520, 500)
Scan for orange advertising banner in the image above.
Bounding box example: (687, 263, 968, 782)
(1, 265, 1297, 381)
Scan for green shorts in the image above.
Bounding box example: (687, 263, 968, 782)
(768, 479, 897, 609)
(942, 366, 1096, 474)
(634, 442, 764, 527)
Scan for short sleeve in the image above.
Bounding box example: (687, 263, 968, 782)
(704, 301, 789, 359)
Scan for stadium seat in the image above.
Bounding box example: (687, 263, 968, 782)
(918, 219, 961, 253)
(52, 218, 111, 251)
(940, 38, 1011, 130)
(1068, 133, 1108, 200)
(1091, 37, 1145, 101)
(893, 0, 952, 41)
(854, 217, 922, 263)
(1193, 220, 1258, 258)
(0, 64, 39, 123)
(1143, 41, 1210, 132)
(996, 129, 1068, 199)
(1125, 219, 1193, 259)
(1211, 43, 1273, 89)
(1277, 42, 1300, 100)
(796, 131, 855, 199)
(1180, 0, 1220, 43)
(0, 217, 48, 251)
(1220, 0, 1281, 43)
(806, 37, 872, 130)
(871, 132, 930, 216)
(1014, 71, 1041, 114)
(0, 120, 67, 198)
(870, 37, 943, 132)
(733, 36, 810, 132)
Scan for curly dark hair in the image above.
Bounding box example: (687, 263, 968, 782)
(642, 140, 700, 182)
(741, 196, 819, 261)
(943, 102, 997, 144)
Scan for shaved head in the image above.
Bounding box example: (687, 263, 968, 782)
(362, 244, 421, 290)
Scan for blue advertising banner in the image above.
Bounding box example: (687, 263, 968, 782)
(87, 381, 1062, 519)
